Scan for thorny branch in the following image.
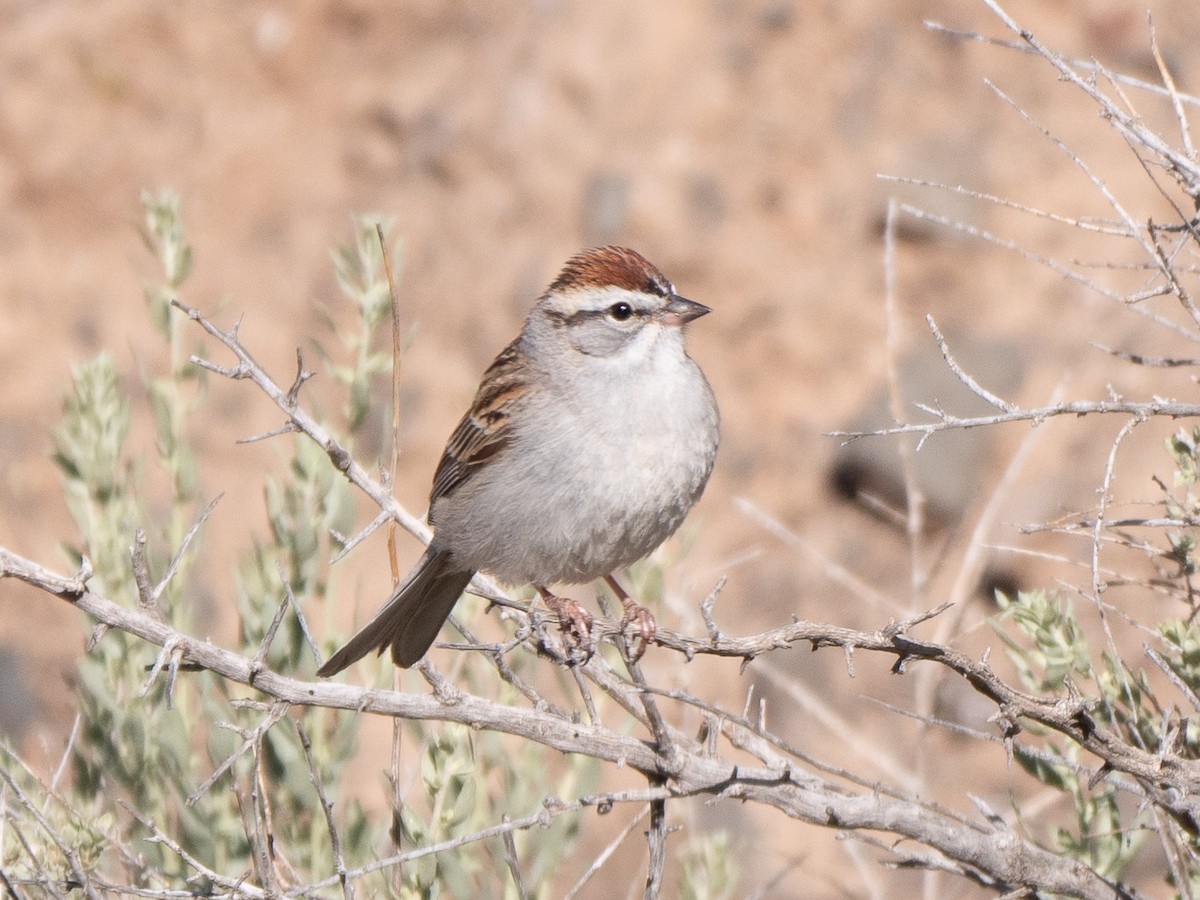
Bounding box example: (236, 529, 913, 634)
(0, 545, 1139, 899)
(832, 396, 1200, 447)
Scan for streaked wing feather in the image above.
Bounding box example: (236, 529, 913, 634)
(429, 339, 532, 508)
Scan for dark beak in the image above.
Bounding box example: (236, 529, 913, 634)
(662, 295, 711, 326)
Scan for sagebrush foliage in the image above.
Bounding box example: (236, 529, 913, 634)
(3, 195, 736, 898)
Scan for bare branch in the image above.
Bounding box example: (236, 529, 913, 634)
(0, 545, 1155, 897)
(154, 493, 223, 604)
(237, 422, 300, 444)
(280, 562, 322, 665)
(1093, 344, 1200, 368)
(981, 0, 1200, 186)
(500, 816, 528, 900)
(284, 348, 315, 408)
(131, 528, 156, 616)
(329, 509, 390, 564)
(883, 200, 928, 597)
(643, 795, 668, 900)
(0, 765, 101, 900)
(562, 806, 649, 900)
(252, 582, 292, 673)
(295, 720, 353, 900)
(923, 20, 1200, 109)
(171, 297, 511, 611)
(830, 395, 1200, 442)
(119, 799, 266, 898)
(878, 173, 1133, 235)
(926, 315, 1016, 412)
(186, 702, 290, 806)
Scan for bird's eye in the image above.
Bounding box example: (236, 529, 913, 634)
(608, 302, 634, 321)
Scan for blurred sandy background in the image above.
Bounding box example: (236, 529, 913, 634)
(2, 0, 1199, 895)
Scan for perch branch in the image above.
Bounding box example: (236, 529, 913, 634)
(0, 545, 1155, 899)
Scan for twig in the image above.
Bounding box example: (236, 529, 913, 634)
(388, 681, 404, 896)
(252, 585, 291, 674)
(131, 528, 156, 617)
(0, 767, 100, 900)
(830, 396, 1200, 442)
(295, 720, 353, 900)
(882, 200, 927, 597)
(562, 806, 649, 900)
(153, 493, 223, 605)
(442, 612, 566, 717)
(1085, 416, 1148, 751)
(378, 222, 404, 588)
(3, 814, 61, 899)
(329, 509, 390, 564)
(172, 297, 512, 613)
(187, 702, 291, 806)
(697, 576, 726, 644)
(49, 714, 80, 794)
(570, 665, 600, 726)
(922, 20, 1200, 109)
(1144, 646, 1200, 714)
(877, 174, 1132, 236)
(925, 315, 1016, 413)
(140, 636, 185, 708)
(238, 422, 300, 444)
(643, 793, 668, 900)
(734, 497, 906, 617)
(500, 816, 529, 900)
(235, 757, 275, 897)
(981, 72, 1172, 281)
(749, 656, 920, 792)
(892, 201, 1131, 305)
(307, 789, 666, 894)
(0, 864, 22, 900)
(280, 564, 322, 665)
(284, 348, 315, 408)
(980, 0, 1199, 179)
(119, 799, 266, 898)
(1092, 345, 1200, 368)
(172, 299, 428, 545)
(1147, 13, 1196, 170)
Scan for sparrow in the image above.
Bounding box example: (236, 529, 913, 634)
(318, 246, 719, 675)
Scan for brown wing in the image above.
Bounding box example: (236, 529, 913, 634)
(428, 338, 533, 509)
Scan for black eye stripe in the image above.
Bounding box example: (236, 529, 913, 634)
(553, 302, 649, 327)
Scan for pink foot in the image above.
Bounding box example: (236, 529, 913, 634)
(538, 588, 595, 663)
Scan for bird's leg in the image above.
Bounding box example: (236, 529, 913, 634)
(604, 575, 656, 662)
(535, 585, 594, 662)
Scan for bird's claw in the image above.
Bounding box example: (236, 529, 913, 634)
(544, 593, 595, 663)
(619, 600, 656, 663)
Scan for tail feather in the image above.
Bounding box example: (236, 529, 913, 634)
(317, 547, 475, 676)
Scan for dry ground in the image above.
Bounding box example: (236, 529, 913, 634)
(2, 0, 1199, 896)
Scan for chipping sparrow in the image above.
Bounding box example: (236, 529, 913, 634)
(317, 246, 719, 676)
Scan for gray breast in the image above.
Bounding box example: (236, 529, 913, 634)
(433, 353, 718, 587)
